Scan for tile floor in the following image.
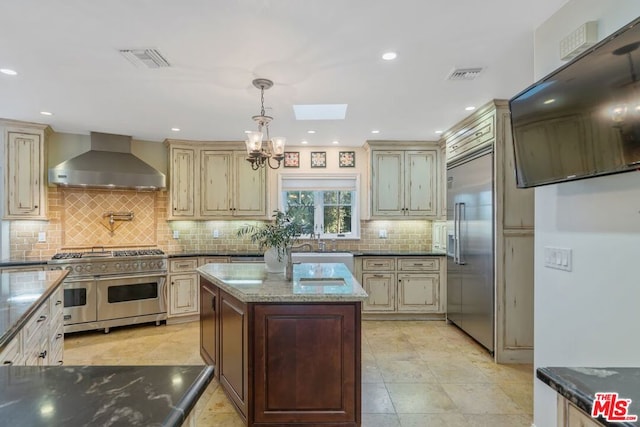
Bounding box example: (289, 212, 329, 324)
(64, 320, 534, 427)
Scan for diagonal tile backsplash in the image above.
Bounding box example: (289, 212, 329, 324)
(61, 189, 156, 248)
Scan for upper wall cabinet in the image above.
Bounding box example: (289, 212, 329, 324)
(2, 120, 49, 220)
(366, 141, 441, 219)
(166, 141, 267, 220)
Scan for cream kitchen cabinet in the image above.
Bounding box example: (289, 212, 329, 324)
(367, 142, 441, 219)
(167, 257, 229, 323)
(431, 221, 447, 253)
(359, 256, 445, 316)
(2, 120, 49, 220)
(166, 140, 267, 220)
(557, 396, 603, 427)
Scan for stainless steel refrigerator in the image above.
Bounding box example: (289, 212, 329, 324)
(446, 149, 494, 353)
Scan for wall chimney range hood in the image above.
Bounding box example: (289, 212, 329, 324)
(48, 132, 166, 190)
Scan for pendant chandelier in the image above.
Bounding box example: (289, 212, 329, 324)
(244, 78, 285, 170)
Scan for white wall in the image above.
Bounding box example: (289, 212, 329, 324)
(533, 2, 640, 426)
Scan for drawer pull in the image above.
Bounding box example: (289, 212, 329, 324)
(37, 315, 47, 323)
(373, 263, 384, 266)
(56, 333, 63, 339)
(55, 300, 62, 306)
(412, 263, 424, 266)
(3, 361, 13, 366)
(475, 131, 484, 137)
(64, 315, 71, 321)
(373, 274, 384, 278)
(38, 350, 47, 359)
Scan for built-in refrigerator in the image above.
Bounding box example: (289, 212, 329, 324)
(446, 147, 494, 353)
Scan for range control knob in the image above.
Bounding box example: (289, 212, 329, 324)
(100, 264, 107, 271)
(132, 262, 139, 269)
(85, 265, 92, 273)
(115, 263, 121, 270)
(74, 265, 83, 272)
(65, 266, 73, 271)
(141, 262, 147, 269)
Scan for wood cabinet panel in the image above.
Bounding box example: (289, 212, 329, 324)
(397, 273, 439, 312)
(233, 151, 266, 216)
(219, 291, 248, 419)
(254, 303, 358, 424)
(169, 273, 199, 316)
(370, 147, 440, 218)
(200, 280, 218, 367)
(201, 150, 232, 216)
(170, 147, 196, 217)
(3, 123, 48, 220)
(362, 273, 395, 311)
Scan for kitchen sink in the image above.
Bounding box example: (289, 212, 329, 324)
(290, 252, 354, 273)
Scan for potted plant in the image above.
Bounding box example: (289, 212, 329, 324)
(237, 209, 312, 273)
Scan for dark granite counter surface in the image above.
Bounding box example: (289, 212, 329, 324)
(167, 251, 263, 258)
(0, 258, 48, 268)
(538, 367, 640, 426)
(352, 251, 446, 257)
(0, 270, 68, 352)
(0, 365, 214, 427)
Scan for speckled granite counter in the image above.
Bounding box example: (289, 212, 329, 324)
(0, 270, 68, 352)
(197, 262, 367, 303)
(537, 367, 640, 426)
(0, 365, 214, 427)
(352, 251, 446, 256)
(168, 251, 263, 258)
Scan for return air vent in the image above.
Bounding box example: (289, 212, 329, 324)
(119, 48, 170, 68)
(447, 67, 483, 81)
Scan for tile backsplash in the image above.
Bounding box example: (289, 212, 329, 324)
(9, 188, 433, 259)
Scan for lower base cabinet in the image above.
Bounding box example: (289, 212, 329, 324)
(557, 395, 603, 426)
(200, 277, 361, 427)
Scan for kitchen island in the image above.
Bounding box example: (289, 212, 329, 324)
(197, 262, 367, 427)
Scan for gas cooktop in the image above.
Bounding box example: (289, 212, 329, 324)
(51, 249, 165, 260)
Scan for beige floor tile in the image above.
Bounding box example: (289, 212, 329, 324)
(462, 414, 533, 426)
(386, 383, 458, 414)
(428, 360, 492, 384)
(440, 383, 525, 415)
(473, 361, 534, 383)
(362, 356, 385, 383)
(195, 412, 245, 426)
(399, 413, 468, 427)
(361, 383, 396, 414)
(377, 359, 438, 383)
(362, 413, 402, 427)
(497, 381, 534, 414)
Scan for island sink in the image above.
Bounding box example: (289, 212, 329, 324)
(299, 277, 347, 286)
(291, 251, 354, 273)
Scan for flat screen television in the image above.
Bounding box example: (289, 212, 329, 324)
(509, 16, 640, 188)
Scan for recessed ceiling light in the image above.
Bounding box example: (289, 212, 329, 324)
(332, 140, 339, 144)
(171, 127, 181, 132)
(301, 140, 308, 144)
(435, 130, 443, 134)
(0, 68, 17, 76)
(307, 130, 316, 134)
(40, 111, 53, 116)
(382, 52, 397, 61)
(371, 130, 380, 134)
(543, 99, 556, 104)
(465, 106, 476, 111)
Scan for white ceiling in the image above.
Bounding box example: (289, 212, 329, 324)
(0, 0, 569, 147)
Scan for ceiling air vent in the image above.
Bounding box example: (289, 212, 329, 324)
(447, 67, 483, 81)
(119, 48, 170, 68)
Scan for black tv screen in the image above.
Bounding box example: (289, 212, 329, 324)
(510, 16, 640, 188)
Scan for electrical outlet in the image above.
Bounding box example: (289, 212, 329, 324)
(172, 230, 180, 239)
(37, 231, 46, 242)
(213, 229, 220, 238)
(378, 229, 388, 238)
(544, 246, 572, 271)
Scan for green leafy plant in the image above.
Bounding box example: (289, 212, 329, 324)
(237, 209, 313, 261)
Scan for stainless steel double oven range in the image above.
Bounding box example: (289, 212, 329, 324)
(48, 249, 167, 333)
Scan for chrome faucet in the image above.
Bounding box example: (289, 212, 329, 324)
(291, 243, 312, 252)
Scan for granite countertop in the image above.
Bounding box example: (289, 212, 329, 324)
(0, 365, 214, 427)
(168, 251, 263, 258)
(197, 262, 368, 303)
(0, 269, 69, 352)
(0, 258, 49, 268)
(352, 251, 446, 257)
(538, 367, 640, 426)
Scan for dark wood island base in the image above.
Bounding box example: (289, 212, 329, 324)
(198, 263, 366, 427)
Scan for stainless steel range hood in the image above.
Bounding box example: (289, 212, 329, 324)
(48, 132, 166, 189)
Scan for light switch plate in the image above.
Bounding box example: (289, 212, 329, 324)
(544, 246, 572, 271)
(172, 230, 180, 239)
(37, 231, 46, 242)
(213, 229, 220, 238)
(378, 229, 388, 238)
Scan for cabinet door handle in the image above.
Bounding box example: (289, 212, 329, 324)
(56, 333, 63, 339)
(55, 300, 62, 306)
(38, 350, 47, 359)
(37, 315, 47, 323)
(3, 360, 13, 366)
(212, 295, 216, 311)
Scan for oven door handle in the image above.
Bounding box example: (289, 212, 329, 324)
(64, 277, 96, 283)
(94, 274, 167, 282)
